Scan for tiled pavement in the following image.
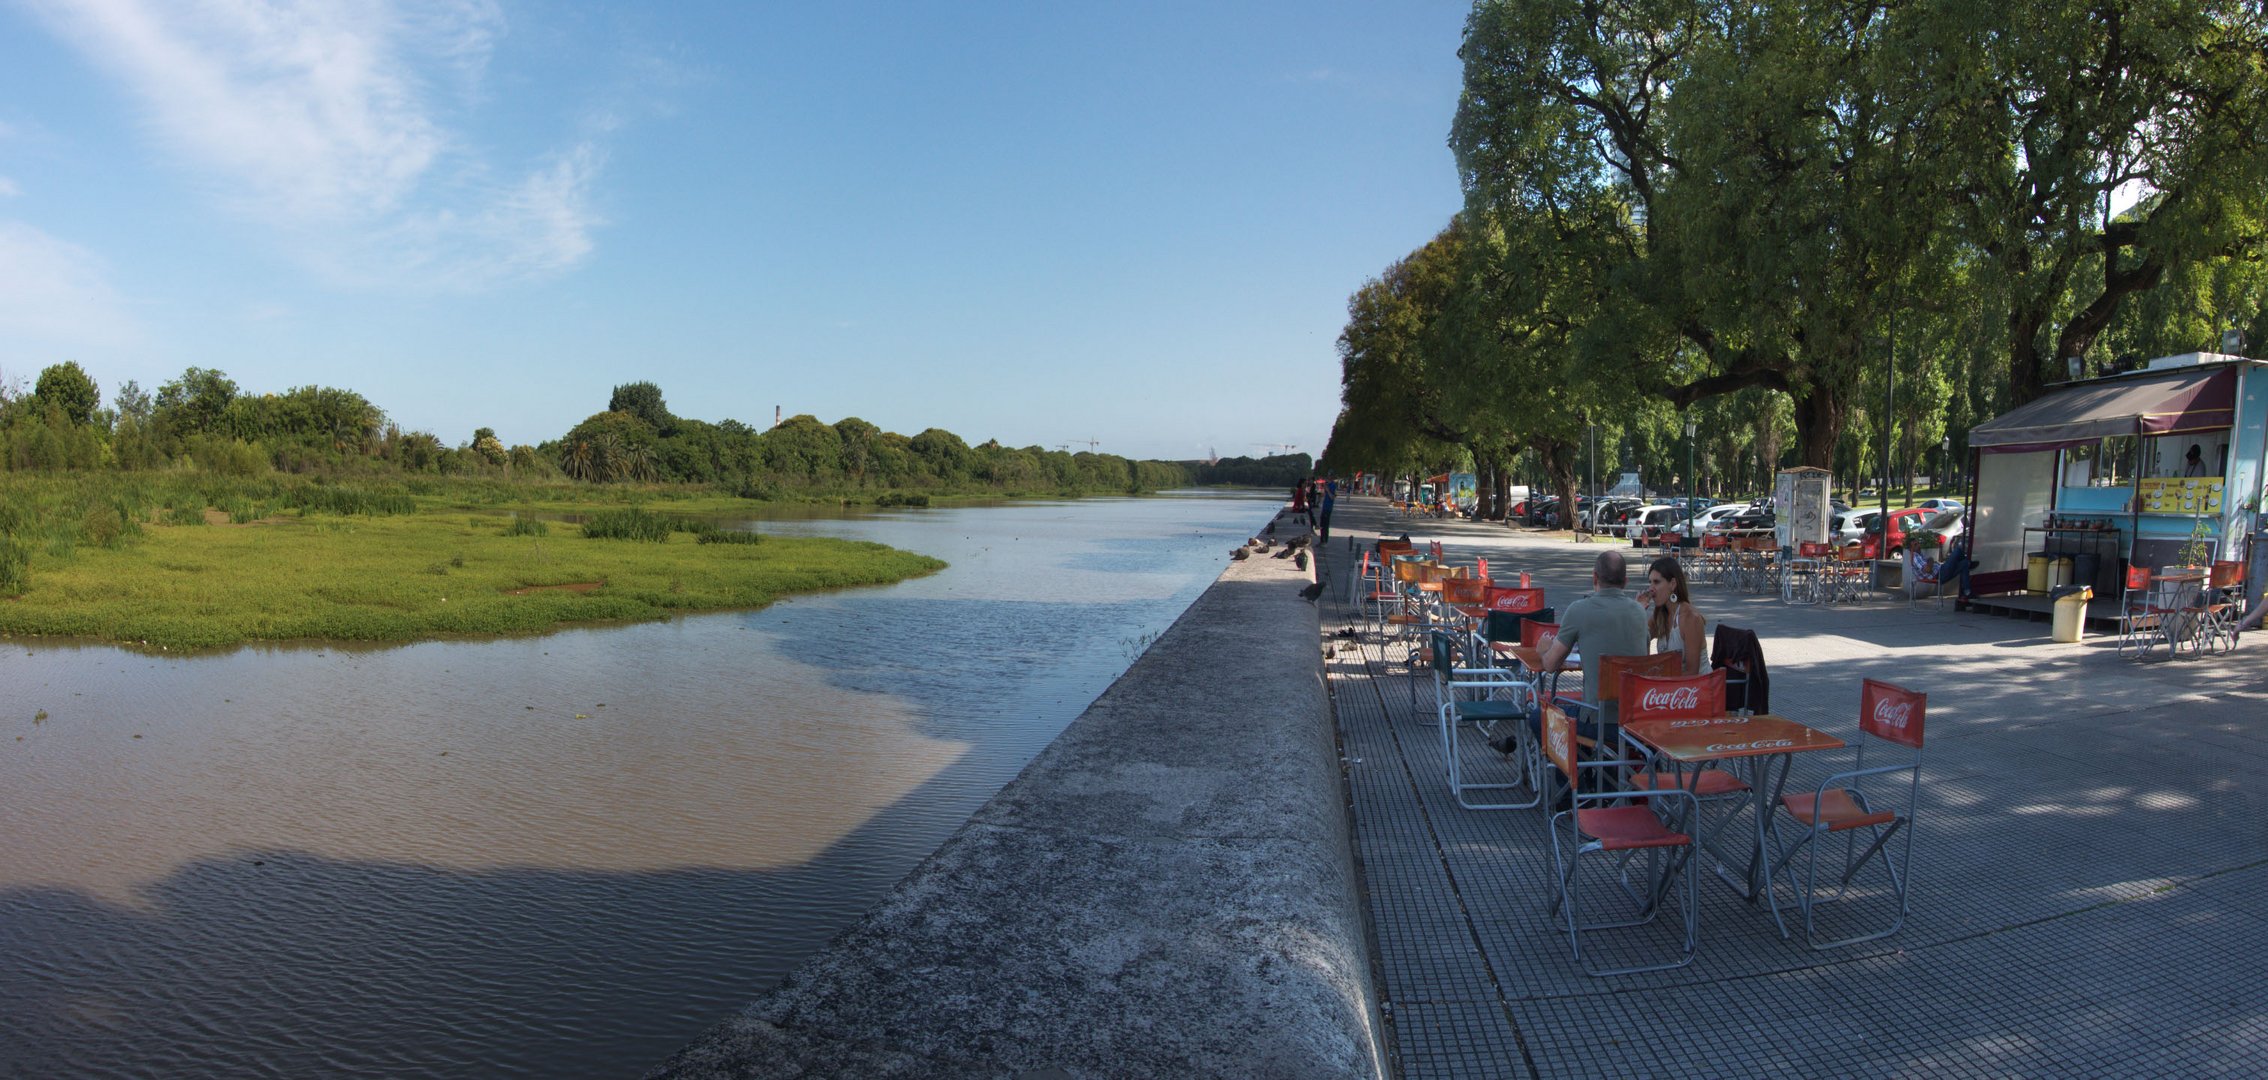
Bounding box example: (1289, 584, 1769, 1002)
(1312, 497, 2268, 1079)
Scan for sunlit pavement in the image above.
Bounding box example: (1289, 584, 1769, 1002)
(1316, 496, 2268, 1078)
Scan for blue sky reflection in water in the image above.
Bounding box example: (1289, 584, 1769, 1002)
(0, 491, 1280, 1079)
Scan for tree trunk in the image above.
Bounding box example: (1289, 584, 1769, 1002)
(1791, 382, 1841, 470)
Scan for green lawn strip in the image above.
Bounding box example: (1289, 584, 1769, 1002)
(0, 512, 942, 650)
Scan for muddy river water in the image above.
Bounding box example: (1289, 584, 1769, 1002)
(0, 490, 1279, 1078)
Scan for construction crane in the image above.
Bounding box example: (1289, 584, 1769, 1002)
(1251, 442, 1299, 455)
(1072, 438, 1101, 452)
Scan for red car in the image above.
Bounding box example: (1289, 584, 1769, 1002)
(1857, 507, 1933, 558)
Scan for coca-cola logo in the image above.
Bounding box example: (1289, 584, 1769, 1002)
(1706, 738, 1794, 753)
(1873, 698, 1915, 730)
(1639, 686, 1701, 711)
(1668, 716, 1745, 729)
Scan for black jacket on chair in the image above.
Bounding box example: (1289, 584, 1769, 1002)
(1710, 623, 1770, 714)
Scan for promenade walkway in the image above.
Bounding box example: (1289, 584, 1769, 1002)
(1317, 497, 2268, 1078)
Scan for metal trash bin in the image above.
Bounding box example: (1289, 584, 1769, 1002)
(2051, 584, 2092, 643)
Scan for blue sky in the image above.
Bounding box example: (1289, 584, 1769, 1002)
(0, 1, 1467, 460)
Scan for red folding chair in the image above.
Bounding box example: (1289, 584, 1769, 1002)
(1770, 679, 1926, 949)
(1542, 703, 1701, 976)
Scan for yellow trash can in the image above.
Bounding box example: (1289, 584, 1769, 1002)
(2051, 585, 2092, 643)
(2027, 554, 2050, 593)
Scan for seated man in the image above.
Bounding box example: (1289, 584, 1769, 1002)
(1907, 546, 1943, 597)
(1538, 549, 1650, 746)
(1935, 536, 1978, 602)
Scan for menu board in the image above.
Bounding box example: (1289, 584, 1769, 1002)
(2138, 477, 2223, 515)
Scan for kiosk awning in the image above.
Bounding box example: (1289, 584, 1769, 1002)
(1969, 366, 2238, 453)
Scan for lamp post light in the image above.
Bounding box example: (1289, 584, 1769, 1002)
(1941, 435, 1951, 493)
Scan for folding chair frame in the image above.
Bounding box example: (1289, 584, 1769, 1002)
(1768, 678, 1925, 949)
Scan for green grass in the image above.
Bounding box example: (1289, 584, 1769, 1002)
(0, 473, 942, 650)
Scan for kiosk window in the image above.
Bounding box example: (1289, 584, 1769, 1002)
(2144, 433, 2228, 479)
(2064, 436, 2137, 487)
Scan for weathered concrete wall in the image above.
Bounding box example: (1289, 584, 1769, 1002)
(646, 524, 1384, 1079)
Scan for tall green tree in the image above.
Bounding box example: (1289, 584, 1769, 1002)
(32, 362, 100, 426)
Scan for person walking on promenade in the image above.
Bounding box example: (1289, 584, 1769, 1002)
(1539, 550, 1649, 744)
(1318, 478, 1337, 541)
(1642, 555, 1706, 675)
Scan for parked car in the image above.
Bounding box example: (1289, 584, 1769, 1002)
(1916, 497, 1964, 514)
(1833, 508, 1879, 542)
(1670, 503, 1748, 542)
(1910, 507, 1966, 548)
(1623, 504, 1684, 543)
(1582, 497, 1641, 532)
(1857, 507, 1933, 558)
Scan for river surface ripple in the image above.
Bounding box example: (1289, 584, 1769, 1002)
(0, 491, 1279, 1079)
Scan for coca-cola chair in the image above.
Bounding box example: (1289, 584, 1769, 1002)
(1428, 631, 1544, 810)
(1559, 653, 1682, 764)
(1439, 575, 1491, 632)
(1541, 702, 1702, 976)
(1768, 678, 1926, 949)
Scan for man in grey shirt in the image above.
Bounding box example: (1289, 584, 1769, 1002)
(1539, 549, 1652, 743)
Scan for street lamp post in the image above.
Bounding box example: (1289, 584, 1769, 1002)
(1685, 418, 1697, 550)
(1941, 435, 1951, 492)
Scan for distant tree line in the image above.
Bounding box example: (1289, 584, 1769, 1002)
(0, 367, 1225, 497)
(1190, 453, 1313, 489)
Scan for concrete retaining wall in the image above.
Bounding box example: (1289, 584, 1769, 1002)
(646, 527, 1384, 1079)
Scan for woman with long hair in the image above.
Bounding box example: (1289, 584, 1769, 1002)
(1644, 555, 1707, 675)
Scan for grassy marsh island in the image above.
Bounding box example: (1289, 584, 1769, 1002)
(0, 474, 943, 650)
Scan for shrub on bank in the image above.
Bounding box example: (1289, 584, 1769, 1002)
(582, 507, 673, 541)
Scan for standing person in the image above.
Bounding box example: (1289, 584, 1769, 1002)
(1539, 550, 1650, 744)
(1289, 480, 1308, 522)
(1318, 477, 1338, 541)
(1642, 555, 1706, 675)
(2184, 444, 2207, 477)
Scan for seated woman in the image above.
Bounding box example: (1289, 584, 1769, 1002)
(1643, 555, 1707, 674)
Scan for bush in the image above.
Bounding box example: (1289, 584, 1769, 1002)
(695, 529, 761, 545)
(166, 504, 209, 526)
(289, 485, 416, 516)
(503, 515, 549, 537)
(874, 491, 930, 508)
(581, 507, 672, 542)
(188, 436, 270, 478)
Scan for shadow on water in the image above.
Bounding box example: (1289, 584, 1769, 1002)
(0, 743, 1042, 1080)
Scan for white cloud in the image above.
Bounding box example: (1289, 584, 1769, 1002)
(24, 0, 601, 290)
(0, 177, 20, 198)
(0, 220, 141, 349)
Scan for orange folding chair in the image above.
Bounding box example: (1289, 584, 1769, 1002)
(1542, 702, 1701, 976)
(2198, 560, 2248, 654)
(1620, 669, 1749, 798)
(1770, 679, 1926, 949)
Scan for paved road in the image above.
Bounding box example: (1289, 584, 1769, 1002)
(1317, 497, 2268, 1078)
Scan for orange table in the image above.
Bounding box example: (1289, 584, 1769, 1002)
(1621, 713, 1845, 936)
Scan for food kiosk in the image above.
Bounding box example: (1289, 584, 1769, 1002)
(1963, 352, 2266, 608)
